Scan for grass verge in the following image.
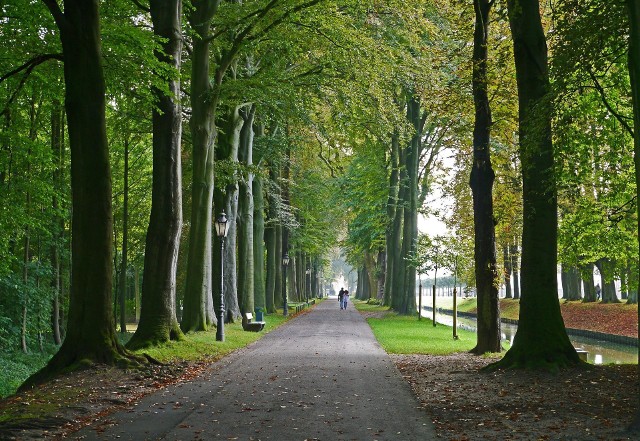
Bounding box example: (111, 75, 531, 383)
(355, 301, 477, 355)
(0, 308, 297, 399)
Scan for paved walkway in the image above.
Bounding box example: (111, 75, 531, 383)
(73, 299, 437, 440)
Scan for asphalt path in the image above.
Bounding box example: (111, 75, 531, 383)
(72, 298, 437, 440)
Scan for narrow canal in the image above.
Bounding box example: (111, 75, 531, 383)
(423, 308, 638, 365)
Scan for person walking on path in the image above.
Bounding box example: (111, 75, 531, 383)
(338, 287, 345, 309)
(342, 289, 350, 309)
(71, 299, 437, 440)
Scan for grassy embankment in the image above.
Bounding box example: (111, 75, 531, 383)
(355, 301, 480, 354)
(426, 296, 638, 337)
(0, 308, 295, 399)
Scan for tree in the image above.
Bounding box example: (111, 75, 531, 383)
(127, 0, 185, 349)
(492, 0, 578, 369)
(469, 0, 500, 354)
(24, 0, 141, 387)
(625, 0, 640, 431)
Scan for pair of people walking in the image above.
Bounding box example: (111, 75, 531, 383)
(338, 287, 349, 310)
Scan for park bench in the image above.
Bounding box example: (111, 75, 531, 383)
(575, 348, 588, 362)
(242, 312, 265, 332)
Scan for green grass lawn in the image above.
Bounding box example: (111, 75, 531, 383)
(355, 301, 477, 355)
(138, 312, 289, 363)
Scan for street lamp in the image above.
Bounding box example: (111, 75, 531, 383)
(305, 268, 311, 302)
(282, 252, 290, 316)
(215, 212, 230, 341)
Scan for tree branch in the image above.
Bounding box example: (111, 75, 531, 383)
(0, 54, 63, 84)
(587, 68, 634, 138)
(40, 0, 67, 31)
(0, 54, 64, 118)
(247, 0, 323, 43)
(131, 0, 150, 13)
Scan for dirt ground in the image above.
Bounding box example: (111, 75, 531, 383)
(393, 353, 639, 441)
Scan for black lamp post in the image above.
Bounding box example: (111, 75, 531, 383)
(215, 212, 230, 341)
(282, 252, 290, 316)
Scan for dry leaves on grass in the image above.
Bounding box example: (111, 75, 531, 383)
(0, 360, 212, 440)
(560, 302, 638, 338)
(393, 352, 638, 441)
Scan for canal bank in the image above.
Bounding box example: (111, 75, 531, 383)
(422, 306, 638, 364)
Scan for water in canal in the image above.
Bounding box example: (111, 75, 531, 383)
(425, 309, 638, 365)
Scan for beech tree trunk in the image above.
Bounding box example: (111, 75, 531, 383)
(237, 105, 255, 315)
(626, 0, 640, 430)
(398, 96, 420, 315)
(495, 0, 578, 368)
(50, 100, 63, 346)
(504, 244, 512, 299)
(510, 241, 520, 299)
(470, 0, 500, 354)
(581, 263, 597, 302)
(128, 0, 184, 349)
(24, 0, 136, 388)
(119, 138, 129, 333)
(595, 258, 619, 303)
(253, 123, 266, 312)
(181, 0, 219, 333)
(383, 133, 400, 307)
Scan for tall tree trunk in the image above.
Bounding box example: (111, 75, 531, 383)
(621, 269, 629, 300)
(568, 267, 582, 301)
(24, 0, 136, 388)
(275, 223, 283, 311)
(627, 264, 638, 304)
(253, 172, 266, 312)
(253, 122, 266, 312)
(390, 162, 406, 311)
(560, 264, 570, 300)
(383, 134, 400, 306)
(127, 0, 184, 349)
(50, 100, 63, 346)
(21, 230, 29, 354)
(626, 0, 640, 429)
(363, 251, 377, 301)
(398, 96, 420, 315)
(595, 258, 619, 303)
(377, 250, 385, 301)
(265, 218, 276, 313)
(119, 138, 129, 333)
(237, 105, 255, 315)
(581, 263, 597, 302)
(510, 241, 520, 299)
(181, 0, 220, 333)
(495, 0, 578, 368)
(504, 244, 512, 299)
(470, 0, 500, 354)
